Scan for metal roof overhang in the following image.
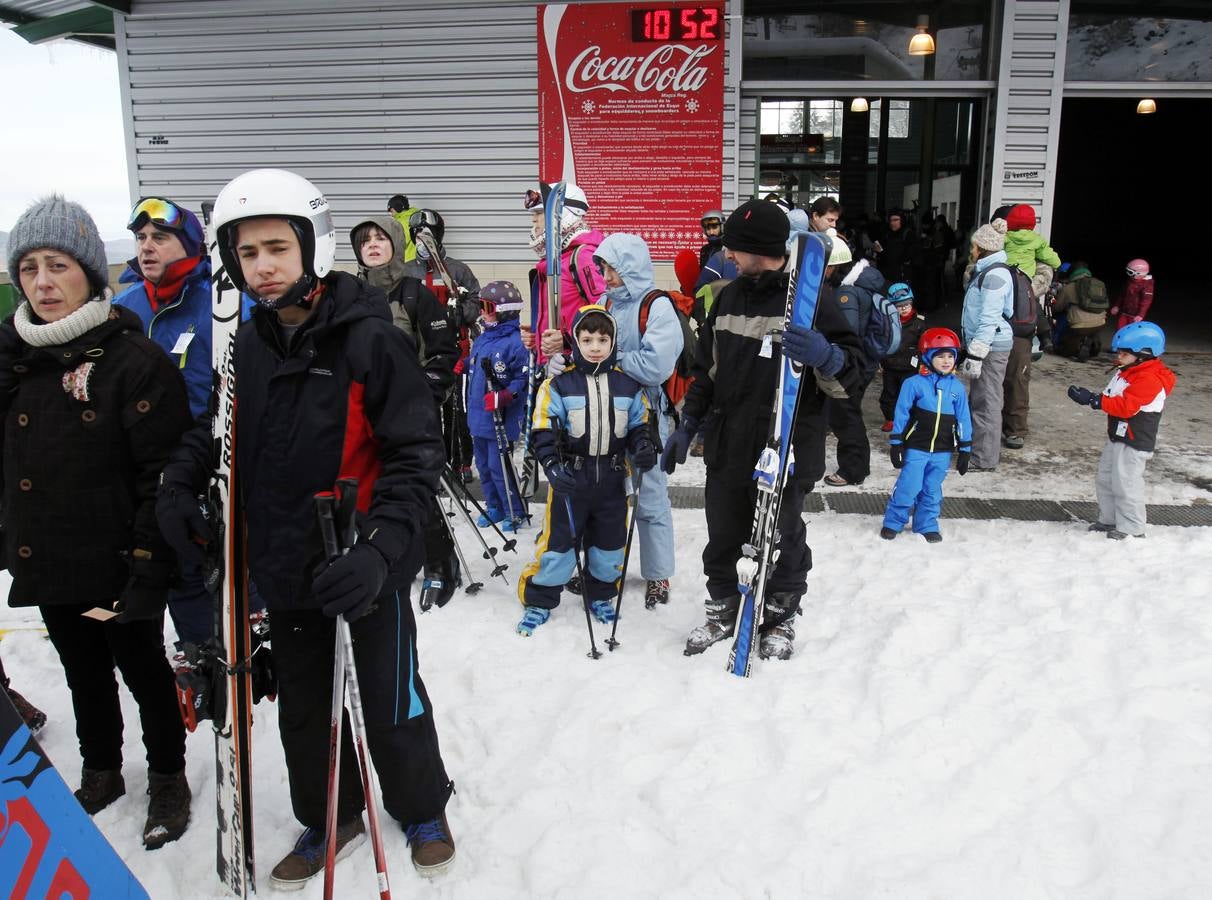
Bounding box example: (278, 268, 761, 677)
(0, 1, 127, 50)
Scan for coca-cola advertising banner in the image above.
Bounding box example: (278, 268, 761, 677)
(537, 2, 725, 259)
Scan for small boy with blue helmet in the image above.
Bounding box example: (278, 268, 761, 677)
(878, 282, 928, 432)
(516, 306, 657, 635)
(1068, 321, 1176, 539)
(881, 328, 973, 543)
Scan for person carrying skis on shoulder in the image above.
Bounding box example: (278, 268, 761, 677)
(660, 199, 864, 661)
(592, 233, 682, 609)
(880, 328, 972, 543)
(1111, 258, 1155, 331)
(878, 282, 928, 432)
(351, 213, 463, 610)
(3, 195, 194, 849)
(466, 281, 530, 532)
(1068, 321, 1175, 540)
(521, 183, 609, 368)
(154, 170, 456, 888)
(516, 306, 656, 636)
(403, 208, 481, 481)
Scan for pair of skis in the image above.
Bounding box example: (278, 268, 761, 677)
(519, 181, 567, 500)
(314, 480, 391, 900)
(726, 231, 830, 678)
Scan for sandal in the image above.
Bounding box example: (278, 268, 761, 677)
(823, 473, 855, 487)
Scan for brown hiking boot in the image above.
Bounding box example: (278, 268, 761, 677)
(269, 818, 366, 890)
(144, 769, 191, 849)
(75, 768, 125, 815)
(405, 811, 456, 877)
(5, 686, 47, 734)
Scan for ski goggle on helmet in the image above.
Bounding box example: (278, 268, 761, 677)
(1126, 258, 1150, 278)
(128, 196, 188, 231)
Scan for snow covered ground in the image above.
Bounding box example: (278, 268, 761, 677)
(3, 506, 1211, 899)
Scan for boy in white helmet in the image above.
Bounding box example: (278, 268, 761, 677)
(155, 169, 456, 887)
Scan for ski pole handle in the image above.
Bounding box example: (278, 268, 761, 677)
(334, 478, 359, 552)
(314, 492, 341, 562)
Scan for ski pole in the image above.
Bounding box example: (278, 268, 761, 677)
(605, 471, 642, 652)
(562, 495, 602, 660)
(438, 469, 509, 583)
(315, 492, 348, 900)
(422, 491, 483, 613)
(442, 466, 518, 555)
(481, 357, 531, 531)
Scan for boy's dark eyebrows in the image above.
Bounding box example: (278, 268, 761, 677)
(238, 237, 292, 251)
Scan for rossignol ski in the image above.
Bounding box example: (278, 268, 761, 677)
(726, 231, 830, 678)
(200, 201, 256, 895)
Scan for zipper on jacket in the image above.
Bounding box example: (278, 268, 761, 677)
(592, 372, 605, 481)
(929, 388, 943, 452)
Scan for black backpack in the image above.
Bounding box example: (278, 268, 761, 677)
(977, 263, 1036, 338)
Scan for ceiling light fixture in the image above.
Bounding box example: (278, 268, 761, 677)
(908, 15, 935, 56)
(1136, 98, 1157, 114)
(851, 97, 870, 113)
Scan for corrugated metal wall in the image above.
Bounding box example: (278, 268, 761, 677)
(987, 0, 1069, 236)
(117, 0, 741, 278)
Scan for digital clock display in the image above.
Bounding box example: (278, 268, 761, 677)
(631, 6, 722, 42)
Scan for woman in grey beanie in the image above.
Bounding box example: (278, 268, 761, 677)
(1, 195, 196, 849)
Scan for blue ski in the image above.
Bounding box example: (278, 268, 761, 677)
(727, 231, 831, 678)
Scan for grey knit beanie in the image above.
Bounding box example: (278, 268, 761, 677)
(971, 217, 1008, 253)
(6, 195, 109, 296)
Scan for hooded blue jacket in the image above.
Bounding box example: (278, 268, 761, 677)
(890, 368, 973, 454)
(466, 317, 529, 441)
(961, 251, 1015, 353)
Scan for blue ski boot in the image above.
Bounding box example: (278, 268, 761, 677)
(516, 606, 551, 636)
(589, 599, 616, 624)
(476, 508, 504, 528)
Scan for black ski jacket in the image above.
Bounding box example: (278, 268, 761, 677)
(386, 277, 458, 404)
(681, 267, 864, 481)
(162, 272, 443, 611)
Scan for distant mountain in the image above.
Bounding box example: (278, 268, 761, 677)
(0, 231, 134, 274)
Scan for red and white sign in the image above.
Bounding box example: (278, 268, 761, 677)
(537, 2, 725, 259)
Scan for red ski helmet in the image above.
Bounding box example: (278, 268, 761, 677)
(918, 327, 961, 372)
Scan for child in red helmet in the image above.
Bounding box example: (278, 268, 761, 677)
(881, 328, 973, 543)
(1111, 259, 1154, 331)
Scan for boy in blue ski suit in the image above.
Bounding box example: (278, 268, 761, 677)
(516, 306, 657, 635)
(466, 281, 530, 530)
(881, 327, 972, 542)
(592, 233, 682, 608)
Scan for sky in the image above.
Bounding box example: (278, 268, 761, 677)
(0, 29, 131, 240)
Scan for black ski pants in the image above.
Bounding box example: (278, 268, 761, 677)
(40, 603, 185, 775)
(825, 374, 874, 484)
(272, 594, 452, 830)
(423, 495, 455, 574)
(702, 473, 812, 602)
(879, 368, 914, 422)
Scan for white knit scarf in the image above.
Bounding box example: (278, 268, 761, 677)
(15, 289, 114, 348)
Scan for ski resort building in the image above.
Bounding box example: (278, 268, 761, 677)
(3, 0, 1210, 291)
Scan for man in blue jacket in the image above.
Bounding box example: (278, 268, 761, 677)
(115, 197, 215, 650)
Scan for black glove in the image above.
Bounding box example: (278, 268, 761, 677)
(956, 449, 971, 476)
(313, 543, 388, 621)
(630, 437, 657, 473)
(1067, 385, 1101, 409)
(782, 325, 843, 375)
(660, 417, 699, 475)
(541, 458, 577, 495)
(115, 552, 173, 623)
(155, 482, 210, 566)
(889, 443, 905, 470)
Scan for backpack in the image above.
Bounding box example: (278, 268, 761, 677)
(638, 289, 698, 420)
(1075, 276, 1110, 312)
(860, 292, 903, 361)
(977, 262, 1037, 338)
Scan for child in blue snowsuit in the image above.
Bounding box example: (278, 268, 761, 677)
(466, 280, 530, 531)
(881, 327, 973, 543)
(516, 306, 656, 635)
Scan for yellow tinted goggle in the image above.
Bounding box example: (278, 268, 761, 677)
(128, 196, 185, 230)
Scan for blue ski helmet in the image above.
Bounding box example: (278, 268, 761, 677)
(1111, 321, 1165, 359)
(888, 282, 914, 305)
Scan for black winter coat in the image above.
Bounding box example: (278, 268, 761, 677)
(162, 272, 444, 612)
(884, 314, 928, 373)
(681, 267, 865, 481)
(1, 305, 192, 607)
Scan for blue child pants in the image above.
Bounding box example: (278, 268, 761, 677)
(472, 434, 522, 521)
(882, 448, 952, 534)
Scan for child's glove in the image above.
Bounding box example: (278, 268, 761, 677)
(660, 416, 700, 475)
(782, 325, 843, 376)
(956, 449, 971, 476)
(959, 340, 989, 379)
(541, 458, 577, 495)
(545, 353, 567, 378)
(453, 356, 466, 376)
(1067, 385, 1101, 409)
(484, 389, 514, 411)
(889, 443, 905, 470)
(630, 436, 657, 473)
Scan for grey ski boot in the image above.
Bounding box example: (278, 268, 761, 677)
(684, 595, 740, 656)
(758, 592, 801, 661)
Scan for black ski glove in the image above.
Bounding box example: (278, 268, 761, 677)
(630, 437, 656, 473)
(155, 480, 210, 566)
(541, 457, 577, 496)
(660, 416, 699, 475)
(1067, 385, 1101, 409)
(115, 552, 173, 623)
(313, 543, 389, 621)
(889, 443, 905, 470)
(956, 449, 971, 476)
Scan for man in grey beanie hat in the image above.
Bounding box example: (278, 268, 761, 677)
(7, 195, 110, 298)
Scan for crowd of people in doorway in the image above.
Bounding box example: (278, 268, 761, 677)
(0, 174, 1176, 892)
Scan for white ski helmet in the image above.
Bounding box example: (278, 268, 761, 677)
(212, 169, 336, 306)
(563, 182, 589, 215)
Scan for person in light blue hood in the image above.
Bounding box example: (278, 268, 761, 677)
(592, 233, 682, 608)
(785, 208, 811, 257)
